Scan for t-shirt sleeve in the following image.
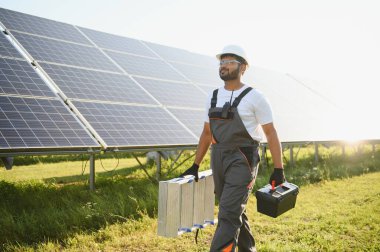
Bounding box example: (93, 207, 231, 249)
(255, 95, 274, 125)
(204, 91, 212, 123)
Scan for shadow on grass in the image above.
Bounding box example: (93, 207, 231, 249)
(0, 164, 160, 248)
(3, 152, 143, 167)
(42, 162, 150, 185)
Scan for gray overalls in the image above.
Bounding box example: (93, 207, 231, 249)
(209, 87, 260, 252)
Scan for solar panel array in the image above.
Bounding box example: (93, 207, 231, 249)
(1, 7, 361, 154)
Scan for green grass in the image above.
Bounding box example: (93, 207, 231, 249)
(0, 144, 379, 251)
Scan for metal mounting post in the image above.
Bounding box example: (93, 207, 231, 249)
(156, 152, 161, 180)
(314, 142, 319, 164)
(89, 154, 95, 191)
(289, 145, 294, 167)
(373, 144, 376, 158)
(260, 145, 267, 169)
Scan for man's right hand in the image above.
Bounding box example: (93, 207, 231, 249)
(179, 163, 199, 182)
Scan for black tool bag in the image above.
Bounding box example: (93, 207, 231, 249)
(255, 182, 299, 218)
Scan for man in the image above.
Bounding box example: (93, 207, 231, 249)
(180, 45, 285, 252)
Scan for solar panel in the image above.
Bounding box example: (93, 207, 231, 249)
(0, 8, 91, 45)
(197, 84, 220, 94)
(134, 77, 206, 108)
(0, 96, 99, 150)
(78, 27, 157, 58)
(39, 62, 158, 104)
(170, 62, 221, 85)
(2, 7, 369, 150)
(144, 41, 217, 66)
(242, 67, 345, 142)
(72, 101, 197, 147)
(11, 31, 120, 72)
(167, 108, 205, 137)
(107, 51, 187, 81)
(0, 31, 23, 58)
(0, 57, 56, 97)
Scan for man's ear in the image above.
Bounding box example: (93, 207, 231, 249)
(240, 64, 247, 75)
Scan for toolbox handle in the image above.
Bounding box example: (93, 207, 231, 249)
(271, 180, 284, 191)
(270, 181, 288, 194)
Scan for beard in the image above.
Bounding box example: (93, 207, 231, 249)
(219, 66, 240, 81)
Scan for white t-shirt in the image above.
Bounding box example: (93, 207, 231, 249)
(204, 85, 273, 141)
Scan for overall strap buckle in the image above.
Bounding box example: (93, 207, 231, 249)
(210, 89, 218, 108)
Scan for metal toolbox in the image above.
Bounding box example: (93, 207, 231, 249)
(255, 182, 299, 218)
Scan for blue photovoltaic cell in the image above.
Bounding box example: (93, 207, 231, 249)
(0, 31, 23, 58)
(144, 41, 217, 66)
(170, 62, 221, 85)
(0, 8, 91, 45)
(0, 96, 99, 149)
(0, 57, 56, 97)
(72, 101, 197, 147)
(39, 62, 158, 105)
(167, 108, 205, 138)
(11, 31, 120, 72)
(107, 51, 187, 81)
(134, 76, 206, 108)
(78, 27, 157, 58)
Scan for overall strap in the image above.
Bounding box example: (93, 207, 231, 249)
(232, 87, 253, 108)
(210, 89, 219, 108)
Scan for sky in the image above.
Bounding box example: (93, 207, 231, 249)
(1, 0, 379, 140)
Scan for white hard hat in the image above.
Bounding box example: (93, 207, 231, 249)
(216, 45, 249, 66)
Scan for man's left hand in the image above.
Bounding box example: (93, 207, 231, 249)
(269, 168, 285, 187)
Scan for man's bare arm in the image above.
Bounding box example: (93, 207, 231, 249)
(261, 122, 283, 168)
(194, 122, 212, 165)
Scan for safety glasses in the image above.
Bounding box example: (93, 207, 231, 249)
(219, 59, 241, 66)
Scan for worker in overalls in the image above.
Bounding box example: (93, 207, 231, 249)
(180, 45, 285, 252)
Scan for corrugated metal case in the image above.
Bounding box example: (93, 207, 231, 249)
(203, 171, 215, 223)
(158, 169, 215, 237)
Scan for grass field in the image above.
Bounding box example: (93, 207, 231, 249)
(0, 144, 379, 251)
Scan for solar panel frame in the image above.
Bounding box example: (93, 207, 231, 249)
(0, 8, 91, 45)
(11, 31, 121, 72)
